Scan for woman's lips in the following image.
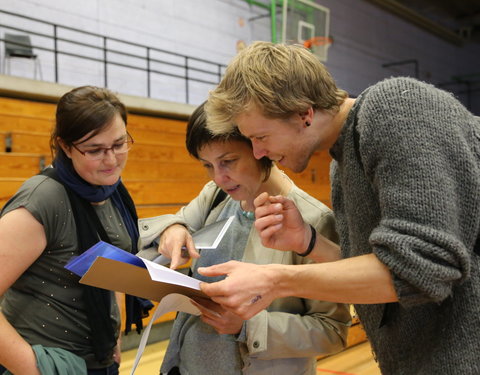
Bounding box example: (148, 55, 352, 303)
(100, 168, 116, 174)
(225, 185, 240, 193)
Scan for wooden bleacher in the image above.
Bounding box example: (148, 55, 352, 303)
(0, 96, 332, 212)
(0, 96, 209, 217)
(0, 94, 366, 349)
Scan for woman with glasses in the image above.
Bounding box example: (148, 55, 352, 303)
(0, 86, 145, 375)
(139, 102, 350, 375)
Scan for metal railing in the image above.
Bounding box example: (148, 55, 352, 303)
(0, 10, 227, 104)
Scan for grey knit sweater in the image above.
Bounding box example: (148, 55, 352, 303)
(330, 77, 480, 374)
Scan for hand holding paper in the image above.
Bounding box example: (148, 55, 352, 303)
(156, 224, 199, 269)
(64, 216, 235, 303)
(65, 241, 206, 302)
(64, 216, 235, 375)
(191, 298, 245, 335)
(152, 216, 235, 268)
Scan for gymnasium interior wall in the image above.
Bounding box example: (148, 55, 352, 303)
(1, 0, 479, 113)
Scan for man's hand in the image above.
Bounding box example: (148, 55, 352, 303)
(254, 192, 311, 254)
(198, 261, 278, 320)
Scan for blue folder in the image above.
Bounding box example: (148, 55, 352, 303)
(65, 241, 146, 277)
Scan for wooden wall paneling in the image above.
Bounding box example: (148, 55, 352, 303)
(123, 160, 205, 181)
(127, 115, 187, 146)
(127, 143, 193, 163)
(136, 205, 183, 218)
(123, 179, 207, 205)
(0, 131, 6, 152)
(5, 130, 194, 164)
(0, 153, 44, 178)
(9, 131, 51, 154)
(0, 114, 54, 134)
(0, 97, 188, 130)
(280, 150, 333, 206)
(128, 114, 187, 133)
(282, 151, 331, 184)
(0, 174, 207, 209)
(0, 97, 56, 119)
(128, 128, 186, 147)
(0, 178, 25, 206)
(0, 119, 185, 149)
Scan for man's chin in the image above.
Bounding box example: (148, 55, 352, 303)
(274, 155, 309, 173)
(291, 165, 308, 173)
(285, 159, 309, 173)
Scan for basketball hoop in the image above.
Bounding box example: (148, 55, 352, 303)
(303, 36, 332, 49)
(282, 0, 331, 61)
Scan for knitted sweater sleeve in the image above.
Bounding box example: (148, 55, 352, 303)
(357, 77, 480, 307)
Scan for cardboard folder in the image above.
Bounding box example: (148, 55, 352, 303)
(64, 215, 235, 303)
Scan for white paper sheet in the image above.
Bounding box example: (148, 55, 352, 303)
(130, 293, 200, 375)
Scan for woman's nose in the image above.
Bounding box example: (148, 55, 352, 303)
(102, 149, 117, 164)
(212, 169, 229, 185)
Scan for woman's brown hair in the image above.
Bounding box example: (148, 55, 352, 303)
(50, 86, 127, 161)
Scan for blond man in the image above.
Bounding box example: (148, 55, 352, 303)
(198, 41, 480, 375)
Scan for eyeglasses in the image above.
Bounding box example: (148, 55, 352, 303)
(72, 132, 134, 161)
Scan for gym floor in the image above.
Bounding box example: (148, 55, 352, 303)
(119, 340, 381, 375)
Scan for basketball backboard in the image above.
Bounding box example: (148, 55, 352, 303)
(281, 0, 331, 61)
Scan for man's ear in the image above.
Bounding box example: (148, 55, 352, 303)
(57, 137, 72, 159)
(300, 107, 314, 127)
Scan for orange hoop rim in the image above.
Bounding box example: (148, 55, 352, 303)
(303, 36, 333, 48)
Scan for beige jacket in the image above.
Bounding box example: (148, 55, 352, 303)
(138, 180, 351, 375)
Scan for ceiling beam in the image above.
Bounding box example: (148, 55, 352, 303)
(365, 0, 464, 46)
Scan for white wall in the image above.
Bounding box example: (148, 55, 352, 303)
(1, 0, 479, 113)
(0, 0, 270, 104)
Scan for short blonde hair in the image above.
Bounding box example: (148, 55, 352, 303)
(206, 41, 347, 134)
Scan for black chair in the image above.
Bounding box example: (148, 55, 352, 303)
(3, 33, 42, 79)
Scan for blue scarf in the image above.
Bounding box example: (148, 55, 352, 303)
(51, 156, 151, 359)
(54, 156, 139, 247)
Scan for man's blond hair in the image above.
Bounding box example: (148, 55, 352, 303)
(206, 41, 348, 134)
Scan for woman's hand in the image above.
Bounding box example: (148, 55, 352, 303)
(112, 329, 122, 365)
(190, 298, 245, 335)
(0, 313, 41, 375)
(113, 342, 121, 365)
(254, 193, 311, 254)
(158, 224, 199, 269)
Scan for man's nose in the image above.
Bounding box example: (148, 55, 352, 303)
(252, 144, 267, 159)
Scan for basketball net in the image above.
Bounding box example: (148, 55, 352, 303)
(303, 36, 333, 49)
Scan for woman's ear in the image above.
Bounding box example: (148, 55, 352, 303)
(57, 137, 72, 159)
